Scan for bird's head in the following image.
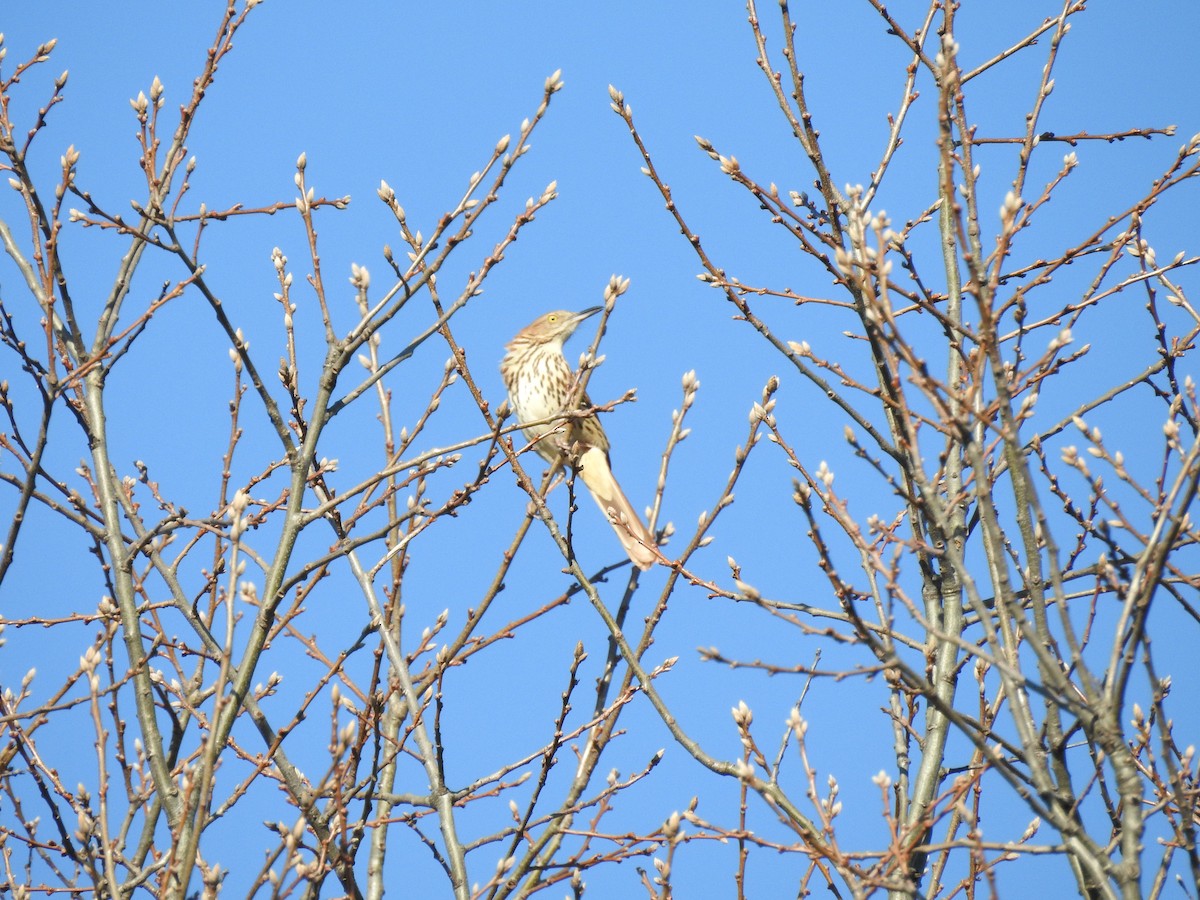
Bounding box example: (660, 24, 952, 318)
(510, 307, 603, 348)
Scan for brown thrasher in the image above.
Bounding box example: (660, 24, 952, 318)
(501, 307, 657, 571)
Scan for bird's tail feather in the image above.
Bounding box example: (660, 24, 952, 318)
(577, 447, 657, 571)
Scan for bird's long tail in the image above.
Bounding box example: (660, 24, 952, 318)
(576, 447, 657, 571)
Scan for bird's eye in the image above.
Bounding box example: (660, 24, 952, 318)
(547, 314, 558, 323)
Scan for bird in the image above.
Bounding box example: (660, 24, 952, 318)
(500, 307, 658, 571)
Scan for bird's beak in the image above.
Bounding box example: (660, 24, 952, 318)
(574, 306, 604, 324)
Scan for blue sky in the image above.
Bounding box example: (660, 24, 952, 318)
(2, 1, 1198, 896)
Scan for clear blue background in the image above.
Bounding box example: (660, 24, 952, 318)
(2, 1, 1197, 896)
